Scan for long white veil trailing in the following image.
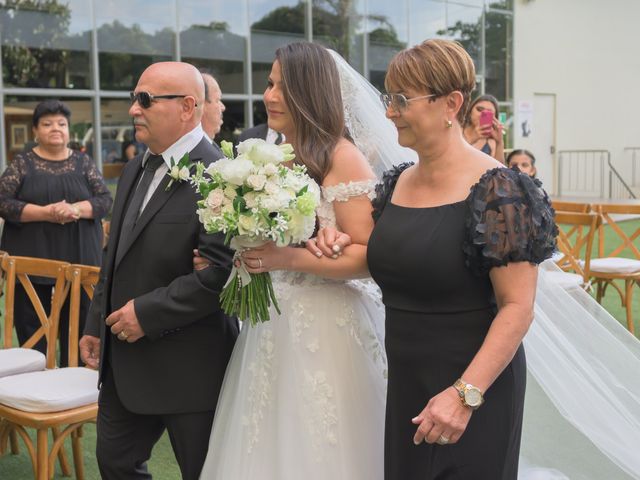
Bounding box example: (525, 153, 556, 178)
(329, 50, 640, 479)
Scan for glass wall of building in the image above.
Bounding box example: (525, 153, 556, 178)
(1, 0, 513, 170)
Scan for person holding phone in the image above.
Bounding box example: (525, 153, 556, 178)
(463, 94, 504, 161)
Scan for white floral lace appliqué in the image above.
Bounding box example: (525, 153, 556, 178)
(302, 370, 338, 460)
(317, 180, 377, 229)
(242, 328, 276, 454)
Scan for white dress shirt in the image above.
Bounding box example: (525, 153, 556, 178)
(139, 124, 205, 212)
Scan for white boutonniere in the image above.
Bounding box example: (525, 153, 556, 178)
(166, 152, 194, 190)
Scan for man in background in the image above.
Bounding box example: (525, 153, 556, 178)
(200, 70, 225, 141)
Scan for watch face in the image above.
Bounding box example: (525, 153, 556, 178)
(465, 389, 482, 407)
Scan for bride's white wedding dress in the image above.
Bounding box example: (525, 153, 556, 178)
(199, 181, 387, 480)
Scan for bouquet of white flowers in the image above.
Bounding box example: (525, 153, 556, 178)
(190, 138, 320, 325)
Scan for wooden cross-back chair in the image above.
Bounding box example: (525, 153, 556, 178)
(551, 201, 592, 242)
(0, 260, 100, 480)
(590, 203, 640, 334)
(1, 256, 70, 359)
(551, 200, 592, 213)
(552, 211, 601, 289)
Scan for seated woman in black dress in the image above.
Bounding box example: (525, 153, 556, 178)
(0, 99, 113, 365)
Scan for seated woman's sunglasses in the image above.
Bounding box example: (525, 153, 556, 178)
(129, 91, 197, 109)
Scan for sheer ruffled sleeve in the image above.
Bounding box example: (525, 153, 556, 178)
(0, 153, 29, 223)
(463, 167, 557, 275)
(79, 152, 113, 219)
(371, 162, 413, 222)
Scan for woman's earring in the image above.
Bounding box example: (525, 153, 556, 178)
(445, 119, 453, 129)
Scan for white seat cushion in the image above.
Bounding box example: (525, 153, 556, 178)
(590, 257, 640, 274)
(0, 348, 46, 378)
(545, 270, 584, 289)
(0, 367, 98, 413)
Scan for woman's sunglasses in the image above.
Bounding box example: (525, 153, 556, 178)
(129, 91, 197, 109)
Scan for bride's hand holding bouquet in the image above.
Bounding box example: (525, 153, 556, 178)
(190, 138, 320, 326)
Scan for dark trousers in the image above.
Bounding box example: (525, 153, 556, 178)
(13, 282, 88, 367)
(96, 367, 215, 480)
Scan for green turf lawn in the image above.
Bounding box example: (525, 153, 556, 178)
(0, 220, 638, 479)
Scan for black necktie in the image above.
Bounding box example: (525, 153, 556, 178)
(117, 154, 164, 251)
(275, 132, 283, 145)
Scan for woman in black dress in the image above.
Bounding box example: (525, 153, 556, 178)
(366, 40, 556, 479)
(0, 99, 113, 365)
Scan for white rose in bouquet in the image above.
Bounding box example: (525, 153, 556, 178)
(205, 188, 225, 212)
(246, 173, 267, 191)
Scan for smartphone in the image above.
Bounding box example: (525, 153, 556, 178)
(479, 109, 494, 128)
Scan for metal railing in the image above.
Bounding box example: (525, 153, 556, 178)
(608, 156, 636, 199)
(558, 150, 607, 198)
(624, 147, 640, 188)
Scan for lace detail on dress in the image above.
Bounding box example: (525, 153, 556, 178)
(322, 180, 377, 202)
(317, 179, 377, 229)
(242, 328, 276, 454)
(371, 162, 413, 222)
(463, 167, 558, 275)
(0, 149, 112, 222)
(302, 370, 339, 458)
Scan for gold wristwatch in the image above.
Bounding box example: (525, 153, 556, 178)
(453, 379, 484, 410)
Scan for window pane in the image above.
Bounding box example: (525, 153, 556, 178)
(409, 0, 446, 46)
(367, 0, 408, 91)
(413, 2, 482, 75)
(252, 100, 268, 127)
(217, 100, 245, 145)
(99, 99, 137, 164)
(445, 3, 482, 69)
(4, 96, 93, 162)
(485, 11, 512, 101)
(312, 0, 364, 71)
(96, 0, 175, 90)
(1, 0, 92, 89)
(180, 0, 247, 94)
(487, 0, 512, 10)
(250, 0, 307, 95)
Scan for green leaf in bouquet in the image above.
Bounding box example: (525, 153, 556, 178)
(297, 185, 308, 196)
(233, 195, 247, 212)
(220, 140, 235, 159)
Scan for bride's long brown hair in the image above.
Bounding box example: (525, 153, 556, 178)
(274, 42, 350, 185)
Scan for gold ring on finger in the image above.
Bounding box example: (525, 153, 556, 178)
(436, 435, 450, 445)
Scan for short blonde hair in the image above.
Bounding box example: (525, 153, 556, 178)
(385, 39, 476, 124)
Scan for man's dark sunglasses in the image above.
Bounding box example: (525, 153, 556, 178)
(129, 91, 197, 109)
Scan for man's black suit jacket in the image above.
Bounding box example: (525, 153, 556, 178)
(85, 137, 238, 415)
(238, 123, 268, 142)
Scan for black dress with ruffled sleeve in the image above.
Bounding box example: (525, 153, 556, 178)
(367, 165, 556, 480)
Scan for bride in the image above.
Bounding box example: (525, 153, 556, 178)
(198, 42, 387, 479)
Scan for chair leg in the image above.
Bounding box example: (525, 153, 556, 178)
(51, 426, 72, 476)
(9, 428, 19, 454)
(71, 427, 85, 480)
(625, 280, 635, 335)
(595, 280, 604, 302)
(36, 429, 48, 480)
